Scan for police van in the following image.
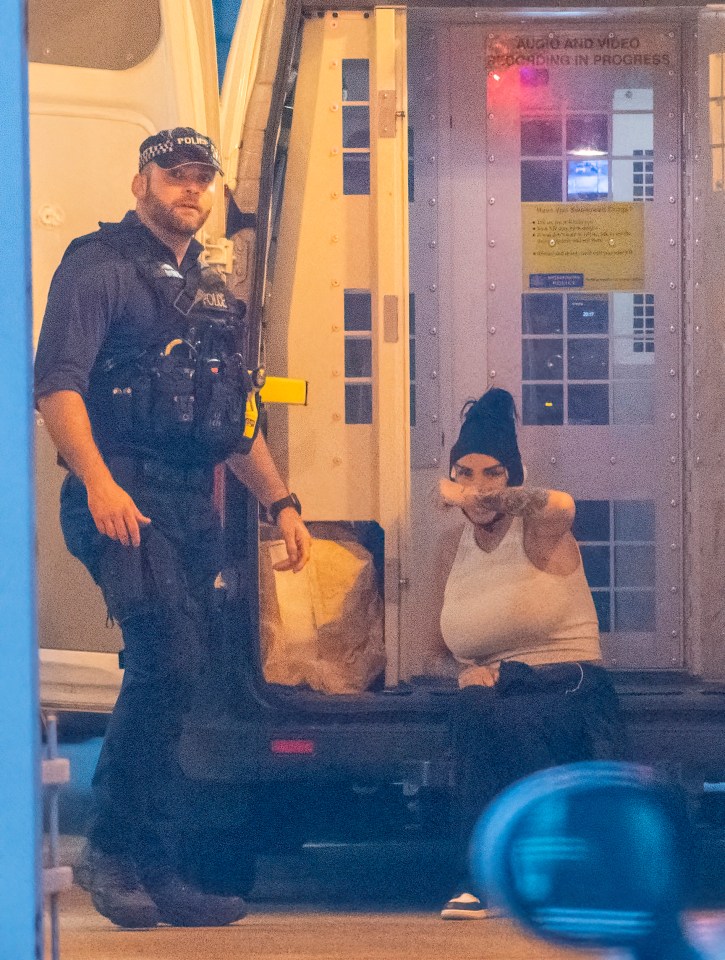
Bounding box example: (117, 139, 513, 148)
(31, 0, 725, 867)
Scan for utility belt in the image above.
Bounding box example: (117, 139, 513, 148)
(104, 453, 215, 495)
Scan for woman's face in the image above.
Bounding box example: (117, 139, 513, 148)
(451, 453, 508, 525)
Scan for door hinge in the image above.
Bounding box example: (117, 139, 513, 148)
(378, 90, 397, 138)
(384, 294, 399, 343)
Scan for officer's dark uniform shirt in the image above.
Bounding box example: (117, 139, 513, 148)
(35, 211, 246, 468)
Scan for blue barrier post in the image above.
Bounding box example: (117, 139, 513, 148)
(0, 1, 41, 958)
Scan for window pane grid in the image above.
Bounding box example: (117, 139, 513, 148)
(342, 59, 370, 195)
(576, 500, 656, 633)
(344, 288, 373, 424)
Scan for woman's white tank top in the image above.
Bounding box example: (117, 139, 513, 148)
(440, 517, 601, 669)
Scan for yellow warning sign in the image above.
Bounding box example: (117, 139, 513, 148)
(522, 202, 644, 291)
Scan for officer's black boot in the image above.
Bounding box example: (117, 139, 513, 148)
(76, 843, 161, 929)
(142, 872, 248, 927)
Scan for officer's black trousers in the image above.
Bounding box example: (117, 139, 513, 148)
(451, 660, 626, 892)
(60, 456, 221, 882)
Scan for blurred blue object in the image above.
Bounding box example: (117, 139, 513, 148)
(0, 2, 39, 957)
(471, 761, 705, 959)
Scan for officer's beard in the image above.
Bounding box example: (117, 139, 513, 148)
(141, 189, 210, 241)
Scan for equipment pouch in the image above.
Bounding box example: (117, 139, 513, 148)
(151, 350, 196, 441)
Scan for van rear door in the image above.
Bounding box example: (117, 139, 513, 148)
(31, 0, 223, 711)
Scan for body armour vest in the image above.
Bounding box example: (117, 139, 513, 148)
(80, 222, 260, 466)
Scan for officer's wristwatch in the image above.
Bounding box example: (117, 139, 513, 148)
(268, 493, 302, 524)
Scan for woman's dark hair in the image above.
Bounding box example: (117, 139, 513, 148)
(450, 387, 524, 487)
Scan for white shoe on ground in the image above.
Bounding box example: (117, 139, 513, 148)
(440, 891, 504, 920)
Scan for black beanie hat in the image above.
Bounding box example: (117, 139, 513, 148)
(449, 388, 524, 487)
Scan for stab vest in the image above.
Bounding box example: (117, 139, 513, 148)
(81, 222, 260, 466)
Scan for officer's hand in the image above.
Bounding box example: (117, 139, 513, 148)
(86, 476, 152, 548)
(273, 509, 312, 573)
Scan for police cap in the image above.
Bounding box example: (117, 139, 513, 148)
(139, 127, 223, 175)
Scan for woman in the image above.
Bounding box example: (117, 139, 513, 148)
(436, 388, 625, 920)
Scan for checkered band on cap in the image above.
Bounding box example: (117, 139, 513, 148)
(138, 135, 175, 171)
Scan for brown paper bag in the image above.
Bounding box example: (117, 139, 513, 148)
(260, 538, 385, 694)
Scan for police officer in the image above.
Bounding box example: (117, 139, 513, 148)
(34, 128, 311, 928)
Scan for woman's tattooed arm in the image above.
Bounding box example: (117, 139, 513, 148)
(474, 486, 550, 517)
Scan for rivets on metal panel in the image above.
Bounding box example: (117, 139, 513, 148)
(332, 412, 341, 421)
(668, 154, 676, 162)
(671, 657, 678, 665)
(696, 456, 702, 464)
(431, 370, 438, 380)
(489, 240, 496, 247)
(331, 191, 339, 199)
(489, 326, 496, 334)
(332, 369, 341, 377)
(608, 31, 615, 38)
(428, 155, 436, 163)
(430, 327, 438, 336)
(428, 198, 437, 206)
(669, 325, 676, 333)
(668, 112, 675, 119)
(610, 456, 616, 464)
(489, 197, 496, 205)
(331, 234, 339, 242)
(670, 543, 677, 550)
(668, 30, 675, 37)
(671, 629, 678, 637)
(429, 284, 437, 292)
(550, 32, 556, 38)
(695, 153, 700, 161)
(669, 369, 676, 377)
(489, 282, 496, 290)
(488, 33, 495, 39)
(671, 586, 678, 594)
(331, 59, 339, 67)
(432, 457, 439, 466)
(429, 114, 436, 122)
(330, 147, 339, 155)
(488, 112, 495, 120)
(331, 103, 339, 111)
(670, 456, 677, 464)
(609, 238, 615, 246)
(670, 412, 676, 420)
(333, 456, 342, 466)
(432, 415, 439, 423)
(429, 240, 437, 249)
(550, 239, 557, 246)
(668, 70, 674, 77)
(669, 239, 676, 246)
(671, 499, 678, 507)
(669, 282, 676, 290)
(669, 196, 676, 204)
(695, 325, 701, 332)
(696, 369, 701, 376)
(550, 457, 557, 465)
(489, 155, 495, 163)
(490, 370, 496, 378)
(332, 324, 340, 331)
(331, 279, 340, 287)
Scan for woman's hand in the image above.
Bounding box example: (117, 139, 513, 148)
(458, 665, 500, 688)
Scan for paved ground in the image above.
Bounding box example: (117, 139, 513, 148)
(43, 837, 725, 960)
(48, 884, 608, 960)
